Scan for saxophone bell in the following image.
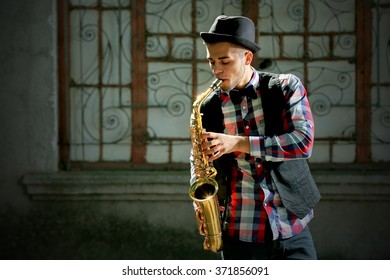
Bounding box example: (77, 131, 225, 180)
(189, 177, 223, 253)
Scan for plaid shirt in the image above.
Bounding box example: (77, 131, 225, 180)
(194, 70, 315, 243)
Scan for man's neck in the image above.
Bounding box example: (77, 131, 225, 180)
(237, 67, 254, 89)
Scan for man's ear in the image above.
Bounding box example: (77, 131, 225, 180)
(245, 51, 253, 65)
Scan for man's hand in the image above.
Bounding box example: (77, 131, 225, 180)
(201, 131, 250, 161)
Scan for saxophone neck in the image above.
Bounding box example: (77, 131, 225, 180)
(193, 79, 222, 108)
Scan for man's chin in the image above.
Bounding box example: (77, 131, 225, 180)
(219, 80, 232, 92)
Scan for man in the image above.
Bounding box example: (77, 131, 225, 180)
(190, 15, 320, 260)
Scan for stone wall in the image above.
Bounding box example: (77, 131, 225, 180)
(18, 169, 390, 259)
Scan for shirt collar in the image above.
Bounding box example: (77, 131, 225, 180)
(248, 67, 259, 88)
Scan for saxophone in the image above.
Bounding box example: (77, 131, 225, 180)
(189, 79, 223, 253)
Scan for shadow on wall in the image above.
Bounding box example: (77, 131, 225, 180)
(0, 207, 218, 260)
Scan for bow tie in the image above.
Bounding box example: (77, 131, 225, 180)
(229, 85, 258, 104)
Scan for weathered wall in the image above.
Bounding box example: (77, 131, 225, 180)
(10, 170, 388, 260)
(0, 0, 58, 214)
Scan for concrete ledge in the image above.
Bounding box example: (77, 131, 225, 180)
(23, 169, 390, 201)
(313, 170, 390, 201)
(23, 171, 191, 201)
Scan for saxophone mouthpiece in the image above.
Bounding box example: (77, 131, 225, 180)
(212, 79, 222, 90)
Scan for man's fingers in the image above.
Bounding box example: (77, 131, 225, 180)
(202, 131, 215, 138)
(207, 150, 222, 162)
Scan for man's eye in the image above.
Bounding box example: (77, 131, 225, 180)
(221, 61, 230, 65)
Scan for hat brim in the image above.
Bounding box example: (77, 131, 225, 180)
(200, 32, 261, 53)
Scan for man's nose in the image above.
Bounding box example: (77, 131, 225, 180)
(212, 65, 223, 75)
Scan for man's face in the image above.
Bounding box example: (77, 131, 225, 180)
(206, 41, 251, 92)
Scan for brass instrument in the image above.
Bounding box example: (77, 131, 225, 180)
(189, 79, 223, 253)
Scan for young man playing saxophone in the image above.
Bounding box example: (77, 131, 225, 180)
(190, 15, 320, 260)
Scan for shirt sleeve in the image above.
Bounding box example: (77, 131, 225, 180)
(249, 74, 315, 161)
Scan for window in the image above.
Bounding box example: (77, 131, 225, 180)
(58, 0, 390, 170)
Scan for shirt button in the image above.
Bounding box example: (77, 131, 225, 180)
(264, 203, 267, 207)
(257, 164, 261, 168)
(243, 106, 246, 110)
(245, 126, 249, 129)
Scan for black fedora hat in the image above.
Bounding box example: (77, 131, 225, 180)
(200, 15, 261, 53)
